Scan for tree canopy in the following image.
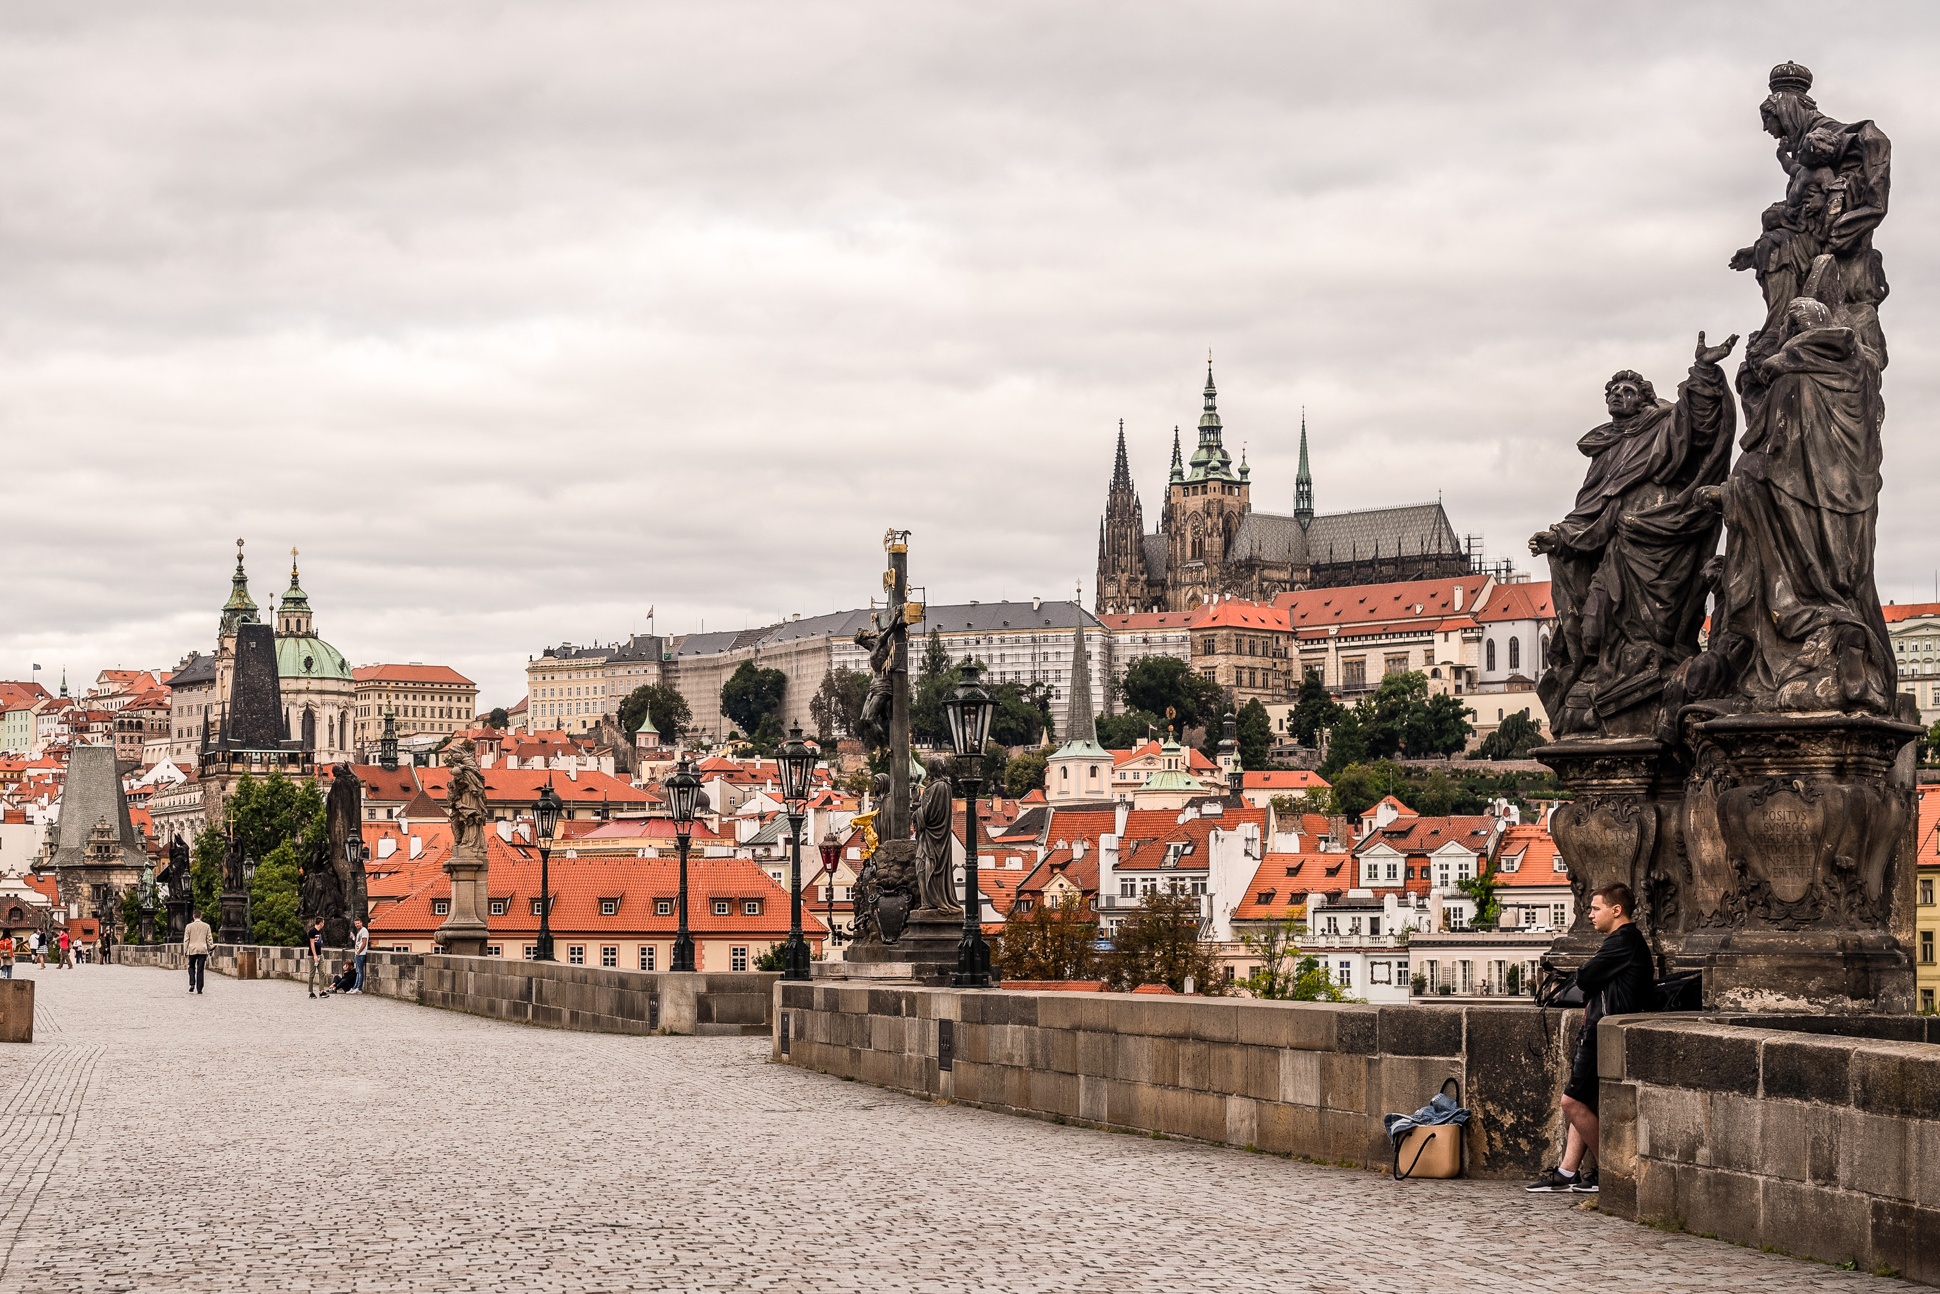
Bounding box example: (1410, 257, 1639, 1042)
(1240, 921, 1358, 1002)
(720, 663, 787, 740)
(1471, 709, 1545, 761)
(1289, 669, 1343, 747)
(1095, 708, 1161, 750)
(1319, 671, 1471, 775)
(188, 770, 324, 944)
(1104, 890, 1227, 994)
(808, 668, 870, 743)
(620, 683, 692, 743)
(485, 707, 509, 730)
(1236, 698, 1274, 770)
(993, 895, 1099, 981)
(1118, 656, 1225, 733)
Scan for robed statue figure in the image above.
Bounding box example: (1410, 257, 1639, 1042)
(911, 762, 959, 915)
(1532, 333, 1738, 737)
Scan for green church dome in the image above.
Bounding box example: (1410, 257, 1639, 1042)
(276, 634, 353, 682)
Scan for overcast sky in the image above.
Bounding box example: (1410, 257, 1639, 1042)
(5, 2, 1939, 709)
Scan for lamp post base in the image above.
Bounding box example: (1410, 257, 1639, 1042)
(781, 933, 813, 981)
(671, 934, 696, 973)
(951, 930, 992, 988)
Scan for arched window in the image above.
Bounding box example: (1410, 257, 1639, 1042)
(1508, 637, 1521, 670)
(1540, 635, 1550, 671)
(1486, 640, 1497, 672)
(1190, 533, 1204, 560)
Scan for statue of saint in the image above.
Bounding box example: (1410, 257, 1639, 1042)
(1688, 268, 1890, 713)
(444, 744, 489, 852)
(911, 761, 959, 915)
(1531, 333, 1738, 737)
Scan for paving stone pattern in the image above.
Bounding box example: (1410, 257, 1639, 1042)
(0, 965, 1885, 1293)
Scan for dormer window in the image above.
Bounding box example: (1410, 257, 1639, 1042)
(489, 899, 507, 916)
(600, 899, 618, 917)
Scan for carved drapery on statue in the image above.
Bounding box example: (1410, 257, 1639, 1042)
(911, 769, 959, 916)
(1536, 345, 1735, 738)
(1535, 64, 1914, 1013)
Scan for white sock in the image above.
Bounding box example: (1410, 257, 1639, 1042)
(1558, 1166, 1577, 1179)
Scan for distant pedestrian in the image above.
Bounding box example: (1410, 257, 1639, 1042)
(183, 911, 213, 994)
(0, 936, 13, 979)
(351, 918, 369, 994)
(57, 929, 71, 969)
(1527, 883, 1655, 1195)
(27, 931, 42, 967)
(307, 919, 326, 998)
(99, 929, 113, 964)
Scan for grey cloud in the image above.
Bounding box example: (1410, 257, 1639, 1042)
(4, 2, 1940, 704)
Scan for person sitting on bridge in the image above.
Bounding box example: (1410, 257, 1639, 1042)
(1526, 882, 1654, 1195)
(319, 960, 358, 997)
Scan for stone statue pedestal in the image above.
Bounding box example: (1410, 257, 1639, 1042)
(436, 840, 491, 958)
(165, 896, 190, 944)
(1679, 712, 1918, 1013)
(840, 912, 964, 985)
(1533, 737, 1685, 972)
(218, 887, 251, 946)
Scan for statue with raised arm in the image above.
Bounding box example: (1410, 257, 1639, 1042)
(1530, 332, 1738, 738)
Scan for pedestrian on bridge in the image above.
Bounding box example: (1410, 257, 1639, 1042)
(307, 920, 326, 998)
(0, 936, 13, 979)
(183, 912, 213, 994)
(351, 918, 369, 994)
(57, 929, 71, 969)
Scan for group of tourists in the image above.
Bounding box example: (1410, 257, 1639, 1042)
(0, 928, 90, 975)
(176, 912, 372, 998)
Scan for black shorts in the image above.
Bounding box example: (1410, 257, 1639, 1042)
(1563, 1034, 1600, 1112)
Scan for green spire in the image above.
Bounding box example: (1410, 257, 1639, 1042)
(1168, 426, 1184, 482)
(1185, 359, 1236, 482)
(282, 546, 310, 610)
(220, 538, 260, 634)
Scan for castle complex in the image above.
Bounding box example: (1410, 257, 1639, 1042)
(1095, 365, 1472, 612)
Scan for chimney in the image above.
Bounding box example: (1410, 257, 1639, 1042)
(1453, 585, 1464, 611)
(408, 836, 423, 859)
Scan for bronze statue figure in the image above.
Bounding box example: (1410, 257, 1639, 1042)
(911, 760, 959, 915)
(1532, 333, 1737, 737)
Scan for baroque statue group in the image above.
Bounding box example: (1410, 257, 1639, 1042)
(1531, 63, 1913, 1012)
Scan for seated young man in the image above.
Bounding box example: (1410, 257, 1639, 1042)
(1527, 882, 1654, 1194)
(321, 960, 359, 997)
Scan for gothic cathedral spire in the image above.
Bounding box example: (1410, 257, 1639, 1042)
(1295, 408, 1314, 528)
(1096, 421, 1150, 613)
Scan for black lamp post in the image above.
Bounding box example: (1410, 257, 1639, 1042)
(818, 828, 842, 946)
(1220, 711, 1243, 798)
(944, 660, 995, 988)
(242, 855, 257, 944)
(775, 724, 818, 981)
(533, 782, 564, 961)
(666, 756, 701, 972)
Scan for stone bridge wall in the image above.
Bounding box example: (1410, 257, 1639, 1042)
(773, 983, 1579, 1178)
(115, 944, 774, 1036)
(1599, 1012, 1940, 1284)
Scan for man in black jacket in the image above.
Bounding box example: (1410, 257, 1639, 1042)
(1527, 882, 1654, 1193)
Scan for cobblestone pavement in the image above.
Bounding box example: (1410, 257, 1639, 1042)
(0, 965, 1886, 1293)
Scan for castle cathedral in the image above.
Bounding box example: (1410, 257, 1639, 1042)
(1096, 365, 1472, 613)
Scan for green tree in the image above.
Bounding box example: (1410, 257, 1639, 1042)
(1095, 708, 1161, 749)
(1236, 698, 1274, 770)
(248, 841, 304, 947)
(1409, 692, 1474, 758)
(910, 631, 959, 746)
(1320, 705, 1369, 776)
(1290, 669, 1343, 746)
(186, 771, 324, 941)
(987, 680, 1046, 748)
(1472, 709, 1545, 761)
(1118, 656, 1224, 732)
(1456, 862, 1502, 931)
(1004, 748, 1050, 798)
(619, 683, 692, 743)
(1103, 890, 1228, 994)
(1326, 761, 1403, 821)
(485, 707, 509, 730)
(1239, 922, 1357, 1002)
(119, 884, 144, 945)
(807, 668, 870, 742)
(191, 827, 224, 927)
(720, 663, 787, 739)
(993, 895, 1099, 981)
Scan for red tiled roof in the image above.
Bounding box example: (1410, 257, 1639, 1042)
(1495, 822, 1565, 887)
(1232, 853, 1358, 919)
(1356, 814, 1495, 858)
(1883, 603, 1940, 624)
(1475, 580, 1554, 623)
(1095, 611, 1193, 631)
(1185, 600, 1289, 631)
(353, 664, 476, 686)
(1273, 576, 1489, 630)
(1243, 770, 1329, 791)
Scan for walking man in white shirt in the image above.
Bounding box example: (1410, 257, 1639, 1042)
(351, 918, 370, 994)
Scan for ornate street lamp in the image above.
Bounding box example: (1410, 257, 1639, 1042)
(666, 757, 702, 972)
(774, 724, 818, 980)
(1220, 711, 1243, 798)
(818, 827, 843, 947)
(944, 660, 994, 988)
(242, 855, 257, 944)
(533, 782, 564, 961)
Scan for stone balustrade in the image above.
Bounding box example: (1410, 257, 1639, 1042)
(115, 943, 775, 1036)
(1599, 1012, 1940, 1283)
(773, 983, 1579, 1178)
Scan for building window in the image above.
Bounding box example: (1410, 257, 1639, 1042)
(1337, 961, 1353, 988)
(1922, 879, 1935, 906)
(489, 899, 507, 916)
(1552, 903, 1568, 929)
(655, 899, 673, 916)
(1508, 636, 1521, 670)
(600, 945, 618, 968)
(567, 945, 585, 965)
(1342, 658, 1366, 689)
(743, 899, 762, 916)
(530, 898, 546, 916)
(522, 945, 538, 960)
(600, 899, 618, 916)
(431, 900, 449, 916)
(731, 946, 749, 972)
(1120, 879, 1136, 898)
(1922, 930, 1935, 965)
(1923, 989, 1936, 1013)
(1486, 639, 1497, 671)
(713, 899, 731, 916)
(640, 946, 657, 971)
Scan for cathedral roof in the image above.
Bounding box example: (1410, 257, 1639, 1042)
(1227, 512, 1309, 567)
(1141, 533, 1169, 583)
(1304, 503, 1463, 566)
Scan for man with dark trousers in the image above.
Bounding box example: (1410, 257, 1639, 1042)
(307, 919, 327, 998)
(1527, 882, 1654, 1194)
(183, 911, 213, 994)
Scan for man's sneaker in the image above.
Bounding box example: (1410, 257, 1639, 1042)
(1524, 1167, 1578, 1193)
(1571, 1168, 1600, 1194)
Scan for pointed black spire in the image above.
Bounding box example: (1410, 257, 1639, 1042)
(1295, 407, 1314, 528)
(1112, 419, 1131, 489)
